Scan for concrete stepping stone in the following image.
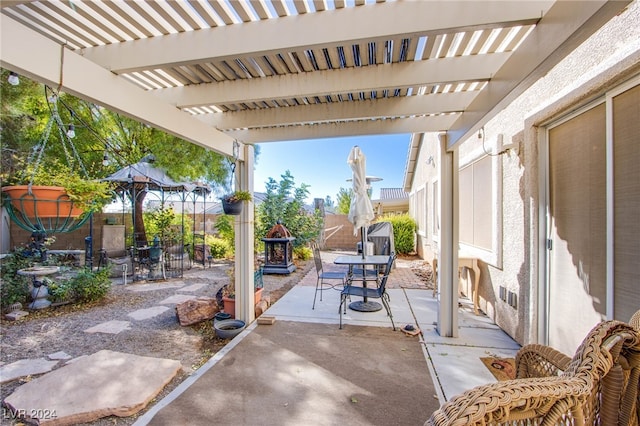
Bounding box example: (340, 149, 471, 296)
(84, 320, 132, 334)
(4, 350, 181, 425)
(158, 294, 196, 305)
(48, 351, 72, 360)
(0, 358, 59, 384)
(127, 282, 184, 292)
(127, 306, 170, 320)
(177, 283, 206, 292)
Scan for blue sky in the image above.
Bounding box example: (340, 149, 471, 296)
(253, 134, 411, 203)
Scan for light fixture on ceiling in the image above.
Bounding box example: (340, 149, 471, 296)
(7, 72, 19, 86)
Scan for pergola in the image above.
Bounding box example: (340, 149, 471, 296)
(0, 0, 630, 332)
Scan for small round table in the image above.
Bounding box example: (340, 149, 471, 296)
(17, 266, 59, 309)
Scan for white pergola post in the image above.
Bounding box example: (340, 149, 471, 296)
(437, 132, 459, 337)
(234, 144, 255, 323)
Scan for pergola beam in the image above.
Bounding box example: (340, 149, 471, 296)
(80, 1, 547, 72)
(224, 114, 459, 143)
(157, 54, 504, 108)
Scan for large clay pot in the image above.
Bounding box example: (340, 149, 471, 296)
(2, 186, 83, 218)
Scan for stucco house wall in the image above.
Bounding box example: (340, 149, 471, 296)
(408, 2, 640, 346)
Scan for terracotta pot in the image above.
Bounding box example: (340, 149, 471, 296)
(2, 185, 83, 218)
(221, 288, 264, 319)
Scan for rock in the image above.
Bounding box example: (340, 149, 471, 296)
(4, 350, 181, 425)
(175, 297, 219, 326)
(255, 300, 268, 317)
(5, 310, 29, 321)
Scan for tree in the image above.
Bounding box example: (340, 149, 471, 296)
(256, 171, 323, 248)
(1, 70, 243, 243)
(336, 187, 353, 214)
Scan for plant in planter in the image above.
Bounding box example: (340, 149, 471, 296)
(219, 260, 264, 318)
(221, 190, 252, 215)
(2, 160, 114, 220)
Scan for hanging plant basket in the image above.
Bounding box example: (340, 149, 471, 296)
(222, 198, 243, 215)
(1, 185, 91, 233)
(2, 186, 83, 218)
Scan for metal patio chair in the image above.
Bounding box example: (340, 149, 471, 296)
(312, 244, 348, 309)
(339, 253, 397, 330)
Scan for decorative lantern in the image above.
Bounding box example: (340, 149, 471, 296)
(262, 221, 296, 274)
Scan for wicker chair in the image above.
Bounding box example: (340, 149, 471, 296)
(426, 318, 640, 426)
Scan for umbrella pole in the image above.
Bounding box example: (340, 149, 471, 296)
(361, 227, 367, 259)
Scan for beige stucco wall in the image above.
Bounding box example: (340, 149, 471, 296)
(409, 1, 640, 346)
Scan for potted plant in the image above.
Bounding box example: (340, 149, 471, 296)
(220, 260, 264, 318)
(221, 190, 252, 215)
(1, 161, 113, 219)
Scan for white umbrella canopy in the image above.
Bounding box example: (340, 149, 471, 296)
(347, 146, 375, 256)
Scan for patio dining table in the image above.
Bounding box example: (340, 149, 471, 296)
(334, 254, 391, 312)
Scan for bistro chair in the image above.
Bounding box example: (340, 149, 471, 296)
(339, 253, 397, 330)
(351, 240, 389, 284)
(426, 317, 640, 426)
(312, 243, 348, 309)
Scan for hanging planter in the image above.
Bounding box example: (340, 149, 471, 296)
(2, 185, 83, 218)
(221, 190, 252, 215)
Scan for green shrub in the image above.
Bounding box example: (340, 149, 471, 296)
(293, 246, 312, 261)
(0, 251, 32, 310)
(377, 214, 416, 255)
(206, 236, 231, 259)
(60, 267, 111, 303)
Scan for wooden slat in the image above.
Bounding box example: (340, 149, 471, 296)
(504, 25, 534, 52)
(228, 1, 252, 22)
(421, 35, 438, 60)
(207, 1, 235, 25)
(438, 33, 455, 58)
(271, 0, 288, 17)
(21, 3, 93, 47)
(166, 1, 204, 30)
(469, 29, 492, 55)
(39, 1, 114, 45)
(249, 0, 271, 19)
(293, 1, 308, 15)
(81, 1, 141, 40)
(201, 63, 227, 82)
(126, 1, 170, 35)
(102, 1, 154, 38)
(144, 1, 189, 33)
(186, 1, 219, 27)
(312, 0, 326, 12)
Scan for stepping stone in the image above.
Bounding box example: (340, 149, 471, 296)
(158, 294, 196, 305)
(127, 282, 184, 292)
(177, 283, 206, 292)
(48, 351, 72, 360)
(4, 350, 181, 425)
(0, 358, 59, 384)
(127, 306, 170, 320)
(5, 310, 29, 321)
(84, 320, 132, 334)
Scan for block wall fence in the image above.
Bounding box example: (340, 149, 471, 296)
(4, 212, 362, 262)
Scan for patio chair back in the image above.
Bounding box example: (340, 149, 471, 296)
(339, 253, 397, 330)
(312, 243, 347, 309)
(426, 319, 640, 426)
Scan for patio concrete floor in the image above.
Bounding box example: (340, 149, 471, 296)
(135, 250, 521, 425)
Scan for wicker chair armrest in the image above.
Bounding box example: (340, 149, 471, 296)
(426, 376, 589, 426)
(515, 344, 572, 379)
